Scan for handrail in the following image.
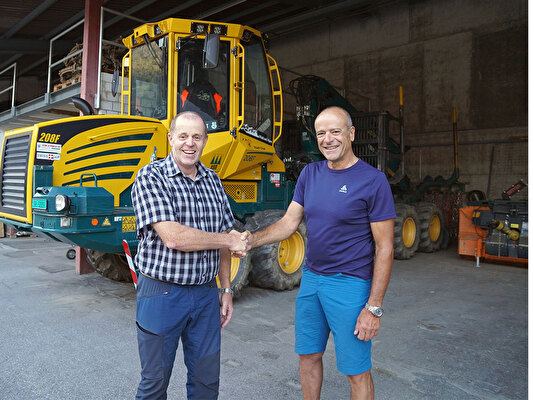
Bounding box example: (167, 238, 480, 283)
(95, 7, 145, 110)
(47, 18, 85, 96)
(266, 54, 283, 145)
(0, 63, 17, 110)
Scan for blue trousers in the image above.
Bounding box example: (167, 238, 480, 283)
(135, 273, 221, 400)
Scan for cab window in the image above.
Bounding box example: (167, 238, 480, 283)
(177, 39, 230, 133)
(241, 36, 273, 143)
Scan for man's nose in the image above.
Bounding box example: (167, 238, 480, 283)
(324, 131, 334, 142)
(185, 136, 194, 146)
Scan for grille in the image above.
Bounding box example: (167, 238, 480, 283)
(353, 112, 390, 171)
(222, 181, 257, 203)
(0, 132, 32, 217)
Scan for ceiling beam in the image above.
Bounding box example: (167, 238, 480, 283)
(257, 0, 372, 32)
(0, 39, 73, 54)
(0, 0, 60, 39)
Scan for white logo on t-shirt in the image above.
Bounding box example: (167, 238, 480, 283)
(339, 185, 348, 193)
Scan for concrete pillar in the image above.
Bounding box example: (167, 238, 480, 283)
(81, 0, 103, 112)
(75, 246, 94, 275)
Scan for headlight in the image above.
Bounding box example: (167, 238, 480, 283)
(55, 194, 70, 212)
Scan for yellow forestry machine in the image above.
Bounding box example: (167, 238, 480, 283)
(0, 18, 306, 295)
(0, 17, 449, 295)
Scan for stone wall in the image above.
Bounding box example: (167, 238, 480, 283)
(269, 0, 527, 199)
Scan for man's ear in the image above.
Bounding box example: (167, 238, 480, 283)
(349, 126, 355, 142)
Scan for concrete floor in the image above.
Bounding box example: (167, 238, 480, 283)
(0, 236, 527, 399)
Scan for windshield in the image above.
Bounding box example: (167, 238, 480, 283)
(177, 39, 230, 133)
(241, 36, 273, 143)
(129, 35, 168, 119)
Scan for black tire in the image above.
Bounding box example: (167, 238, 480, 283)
(66, 248, 76, 260)
(221, 220, 251, 297)
(86, 249, 133, 282)
(245, 209, 307, 290)
(394, 204, 420, 260)
(414, 202, 445, 252)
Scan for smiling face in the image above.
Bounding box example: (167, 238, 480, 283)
(314, 107, 356, 169)
(168, 112, 208, 176)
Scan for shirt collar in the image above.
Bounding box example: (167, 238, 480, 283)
(164, 153, 208, 181)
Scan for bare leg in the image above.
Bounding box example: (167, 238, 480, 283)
(299, 352, 324, 400)
(347, 370, 374, 400)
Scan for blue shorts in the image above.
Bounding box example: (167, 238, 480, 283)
(295, 267, 372, 375)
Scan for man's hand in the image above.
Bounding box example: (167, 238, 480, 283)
(354, 308, 380, 341)
(242, 230, 253, 251)
(230, 230, 252, 258)
(228, 229, 247, 254)
(220, 293, 233, 328)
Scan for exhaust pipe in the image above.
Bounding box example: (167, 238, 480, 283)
(71, 97, 94, 116)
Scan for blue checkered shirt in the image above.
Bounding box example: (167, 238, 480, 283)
(131, 154, 234, 285)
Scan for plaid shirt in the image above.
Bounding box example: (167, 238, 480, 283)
(131, 154, 234, 285)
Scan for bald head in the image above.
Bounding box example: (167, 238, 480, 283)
(315, 106, 353, 132)
(170, 111, 207, 138)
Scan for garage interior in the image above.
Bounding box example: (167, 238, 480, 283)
(0, 0, 528, 399)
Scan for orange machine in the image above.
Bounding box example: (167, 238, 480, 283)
(458, 204, 528, 266)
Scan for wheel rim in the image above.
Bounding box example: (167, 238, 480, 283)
(402, 217, 416, 248)
(230, 257, 241, 281)
(429, 215, 441, 242)
(278, 231, 305, 274)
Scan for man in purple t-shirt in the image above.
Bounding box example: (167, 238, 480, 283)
(242, 106, 396, 399)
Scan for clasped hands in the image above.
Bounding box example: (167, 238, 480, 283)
(228, 229, 252, 258)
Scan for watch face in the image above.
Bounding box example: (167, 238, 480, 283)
(374, 308, 383, 317)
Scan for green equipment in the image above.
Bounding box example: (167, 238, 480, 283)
(0, 18, 306, 295)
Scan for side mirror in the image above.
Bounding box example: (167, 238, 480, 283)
(203, 33, 220, 69)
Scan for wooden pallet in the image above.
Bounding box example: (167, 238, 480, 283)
(54, 76, 81, 91)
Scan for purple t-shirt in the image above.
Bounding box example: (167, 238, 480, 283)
(292, 159, 396, 280)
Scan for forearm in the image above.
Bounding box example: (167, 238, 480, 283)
(153, 221, 238, 252)
(218, 248, 232, 288)
(251, 220, 295, 248)
(367, 245, 394, 306)
(250, 201, 304, 248)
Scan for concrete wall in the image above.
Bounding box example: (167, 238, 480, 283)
(269, 0, 527, 199)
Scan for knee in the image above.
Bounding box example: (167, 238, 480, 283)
(347, 369, 372, 387)
(299, 352, 324, 367)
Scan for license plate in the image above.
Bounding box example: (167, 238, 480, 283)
(32, 199, 47, 210)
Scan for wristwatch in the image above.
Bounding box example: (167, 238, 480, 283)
(219, 288, 234, 295)
(365, 303, 384, 318)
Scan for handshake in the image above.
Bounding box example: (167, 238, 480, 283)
(228, 229, 253, 258)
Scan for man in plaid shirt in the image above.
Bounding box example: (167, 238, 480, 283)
(132, 111, 246, 400)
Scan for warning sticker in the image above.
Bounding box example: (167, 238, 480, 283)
(102, 217, 111, 226)
(36, 152, 60, 161)
(122, 216, 137, 232)
(37, 142, 61, 153)
(270, 173, 281, 188)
